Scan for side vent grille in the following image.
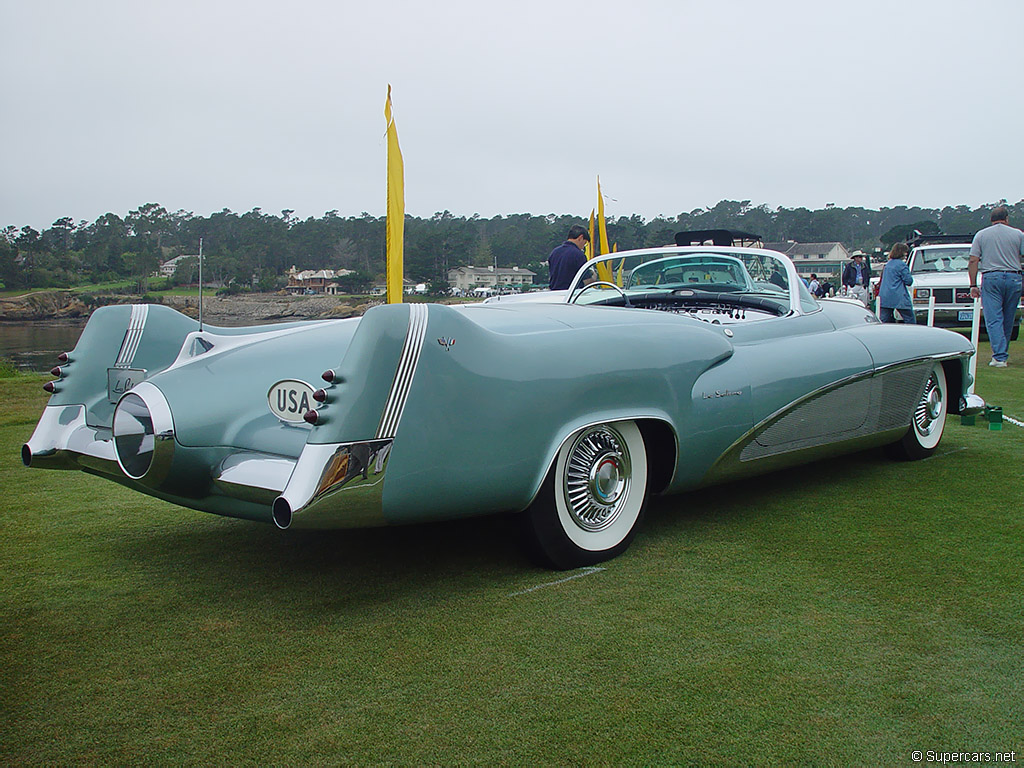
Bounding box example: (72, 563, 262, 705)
(740, 363, 931, 461)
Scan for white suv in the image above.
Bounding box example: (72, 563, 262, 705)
(907, 236, 1021, 339)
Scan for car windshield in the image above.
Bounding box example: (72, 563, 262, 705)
(567, 247, 815, 313)
(912, 246, 971, 274)
(628, 254, 756, 292)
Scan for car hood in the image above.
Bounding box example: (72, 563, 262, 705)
(910, 271, 969, 287)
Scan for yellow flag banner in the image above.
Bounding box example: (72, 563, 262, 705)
(597, 177, 611, 256)
(588, 209, 595, 259)
(384, 85, 405, 304)
(594, 177, 613, 283)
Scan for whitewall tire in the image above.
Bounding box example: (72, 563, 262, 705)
(885, 363, 947, 461)
(522, 421, 648, 569)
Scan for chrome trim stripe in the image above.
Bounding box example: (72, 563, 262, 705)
(115, 304, 149, 368)
(709, 350, 970, 469)
(376, 304, 428, 439)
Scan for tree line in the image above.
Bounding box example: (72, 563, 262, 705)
(2, 199, 1021, 294)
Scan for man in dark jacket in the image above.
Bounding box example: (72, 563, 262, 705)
(548, 225, 591, 290)
(842, 250, 872, 306)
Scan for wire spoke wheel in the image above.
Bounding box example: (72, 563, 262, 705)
(886, 362, 947, 460)
(913, 372, 944, 442)
(523, 421, 649, 569)
(564, 426, 632, 532)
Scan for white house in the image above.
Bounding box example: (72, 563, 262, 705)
(158, 254, 198, 278)
(763, 241, 852, 279)
(447, 265, 536, 292)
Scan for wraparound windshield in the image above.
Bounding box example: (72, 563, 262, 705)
(629, 254, 756, 292)
(567, 247, 818, 314)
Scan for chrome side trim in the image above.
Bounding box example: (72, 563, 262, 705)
(376, 304, 428, 439)
(701, 352, 969, 486)
(746, 352, 969, 450)
(114, 304, 149, 368)
(22, 404, 120, 476)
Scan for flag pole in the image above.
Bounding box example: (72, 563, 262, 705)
(384, 85, 405, 304)
(198, 237, 204, 332)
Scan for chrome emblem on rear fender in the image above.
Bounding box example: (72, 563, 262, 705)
(268, 379, 318, 423)
(107, 367, 146, 403)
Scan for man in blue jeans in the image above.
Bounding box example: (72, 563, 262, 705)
(969, 206, 1024, 367)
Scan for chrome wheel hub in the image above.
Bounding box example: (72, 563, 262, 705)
(564, 426, 632, 532)
(915, 374, 943, 436)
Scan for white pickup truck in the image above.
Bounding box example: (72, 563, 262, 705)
(907, 235, 1021, 339)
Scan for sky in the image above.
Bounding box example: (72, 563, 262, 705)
(2, 0, 1022, 231)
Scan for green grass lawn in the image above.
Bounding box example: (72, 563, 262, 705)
(2, 352, 1022, 765)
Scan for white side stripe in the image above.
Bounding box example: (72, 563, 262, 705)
(114, 304, 149, 368)
(376, 304, 428, 439)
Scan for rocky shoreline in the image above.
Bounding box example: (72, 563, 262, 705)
(0, 290, 381, 325)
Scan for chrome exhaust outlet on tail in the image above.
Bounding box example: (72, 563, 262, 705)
(22, 404, 119, 474)
(272, 439, 392, 530)
(272, 497, 293, 529)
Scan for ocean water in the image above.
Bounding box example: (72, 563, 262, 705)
(0, 321, 86, 372)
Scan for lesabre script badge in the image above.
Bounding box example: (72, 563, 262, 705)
(702, 389, 743, 399)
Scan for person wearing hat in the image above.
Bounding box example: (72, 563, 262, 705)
(842, 250, 873, 307)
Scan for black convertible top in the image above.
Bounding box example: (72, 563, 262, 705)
(906, 233, 973, 248)
(674, 229, 763, 248)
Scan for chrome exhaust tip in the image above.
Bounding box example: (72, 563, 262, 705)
(959, 393, 985, 417)
(272, 497, 293, 530)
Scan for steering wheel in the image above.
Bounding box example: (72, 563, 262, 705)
(569, 281, 628, 305)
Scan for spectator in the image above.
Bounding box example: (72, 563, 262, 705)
(878, 242, 915, 324)
(548, 225, 591, 290)
(808, 273, 821, 297)
(968, 206, 1024, 366)
(842, 251, 873, 307)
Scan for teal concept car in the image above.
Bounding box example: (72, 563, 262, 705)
(23, 246, 985, 569)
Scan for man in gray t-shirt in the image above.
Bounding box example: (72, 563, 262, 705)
(969, 205, 1024, 365)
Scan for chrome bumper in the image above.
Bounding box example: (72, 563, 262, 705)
(25, 404, 390, 529)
